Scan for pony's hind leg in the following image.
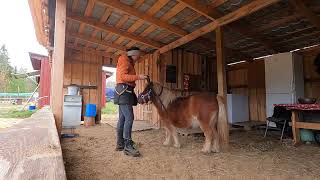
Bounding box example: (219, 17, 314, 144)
(200, 126, 213, 153)
(212, 127, 220, 153)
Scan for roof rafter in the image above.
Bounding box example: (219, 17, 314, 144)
(177, 0, 278, 53)
(67, 13, 162, 49)
(68, 32, 127, 52)
(156, 0, 281, 54)
(290, 0, 320, 29)
(96, 0, 187, 36)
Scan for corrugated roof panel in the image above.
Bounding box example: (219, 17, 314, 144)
(147, 28, 163, 39)
(168, 7, 194, 25)
(243, 0, 290, 22)
(217, 0, 251, 14)
(121, 39, 130, 46)
(133, 23, 150, 35)
(91, 4, 106, 20)
(122, 17, 138, 30)
(185, 16, 210, 32)
(106, 11, 123, 26)
(71, 21, 80, 32)
(67, 0, 73, 10)
(77, 0, 88, 15)
(110, 34, 120, 42)
(138, 0, 157, 13)
(154, 0, 177, 19)
(83, 26, 94, 36)
(262, 19, 311, 37)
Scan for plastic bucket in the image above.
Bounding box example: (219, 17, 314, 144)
(28, 105, 36, 111)
(85, 104, 97, 117)
(67, 85, 79, 95)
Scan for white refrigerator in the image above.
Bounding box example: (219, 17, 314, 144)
(264, 52, 304, 118)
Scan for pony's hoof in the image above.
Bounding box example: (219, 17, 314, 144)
(173, 143, 181, 148)
(201, 148, 212, 154)
(212, 149, 220, 153)
(163, 141, 171, 146)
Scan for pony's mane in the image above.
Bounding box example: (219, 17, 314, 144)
(152, 82, 187, 107)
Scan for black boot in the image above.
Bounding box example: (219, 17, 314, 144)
(115, 138, 124, 151)
(124, 139, 141, 157)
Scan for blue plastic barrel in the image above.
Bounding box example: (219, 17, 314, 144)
(28, 105, 36, 111)
(85, 104, 97, 117)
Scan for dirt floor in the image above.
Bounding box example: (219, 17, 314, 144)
(61, 122, 320, 180)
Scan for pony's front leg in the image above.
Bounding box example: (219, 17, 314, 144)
(171, 127, 181, 148)
(163, 128, 172, 146)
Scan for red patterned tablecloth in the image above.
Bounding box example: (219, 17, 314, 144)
(274, 104, 320, 111)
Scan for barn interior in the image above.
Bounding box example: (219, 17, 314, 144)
(5, 0, 320, 178)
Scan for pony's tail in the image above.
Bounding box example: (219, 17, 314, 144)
(216, 95, 229, 149)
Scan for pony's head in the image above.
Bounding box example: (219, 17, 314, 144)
(137, 76, 154, 104)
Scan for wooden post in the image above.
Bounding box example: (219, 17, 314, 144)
(215, 26, 229, 149)
(51, 0, 67, 135)
(291, 111, 300, 145)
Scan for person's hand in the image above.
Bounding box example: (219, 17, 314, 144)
(138, 75, 148, 80)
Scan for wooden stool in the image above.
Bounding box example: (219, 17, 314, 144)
(84, 116, 95, 127)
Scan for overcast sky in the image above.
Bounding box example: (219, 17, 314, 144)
(0, 1, 47, 71)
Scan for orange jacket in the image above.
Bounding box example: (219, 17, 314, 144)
(116, 55, 139, 87)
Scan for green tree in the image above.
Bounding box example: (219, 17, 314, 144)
(0, 44, 37, 93)
(0, 45, 13, 92)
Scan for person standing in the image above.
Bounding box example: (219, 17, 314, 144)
(114, 47, 147, 157)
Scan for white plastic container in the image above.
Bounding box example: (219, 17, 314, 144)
(67, 85, 79, 95)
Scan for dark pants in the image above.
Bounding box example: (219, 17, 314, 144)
(117, 104, 134, 141)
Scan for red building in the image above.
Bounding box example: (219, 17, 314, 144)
(29, 52, 51, 108)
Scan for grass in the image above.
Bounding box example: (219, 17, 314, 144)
(101, 102, 118, 115)
(0, 104, 36, 118)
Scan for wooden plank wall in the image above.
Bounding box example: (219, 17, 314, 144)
(227, 60, 266, 122)
(64, 48, 103, 123)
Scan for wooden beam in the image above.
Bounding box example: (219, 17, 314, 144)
(290, 0, 320, 29)
(68, 13, 162, 48)
(178, 0, 278, 52)
(133, 0, 144, 8)
(68, 32, 127, 52)
(177, 0, 215, 21)
(115, 14, 129, 28)
(51, 0, 66, 135)
(156, 0, 281, 54)
(160, 3, 186, 21)
(211, 0, 227, 8)
(96, 0, 187, 36)
(215, 26, 229, 149)
(66, 44, 113, 57)
(100, 8, 112, 23)
(138, 0, 170, 38)
(72, 0, 80, 12)
(84, 0, 95, 17)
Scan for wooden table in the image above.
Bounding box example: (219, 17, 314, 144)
(275, 104, 320, 145)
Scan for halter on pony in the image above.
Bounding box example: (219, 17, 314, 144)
(138, 76, 167, 114)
